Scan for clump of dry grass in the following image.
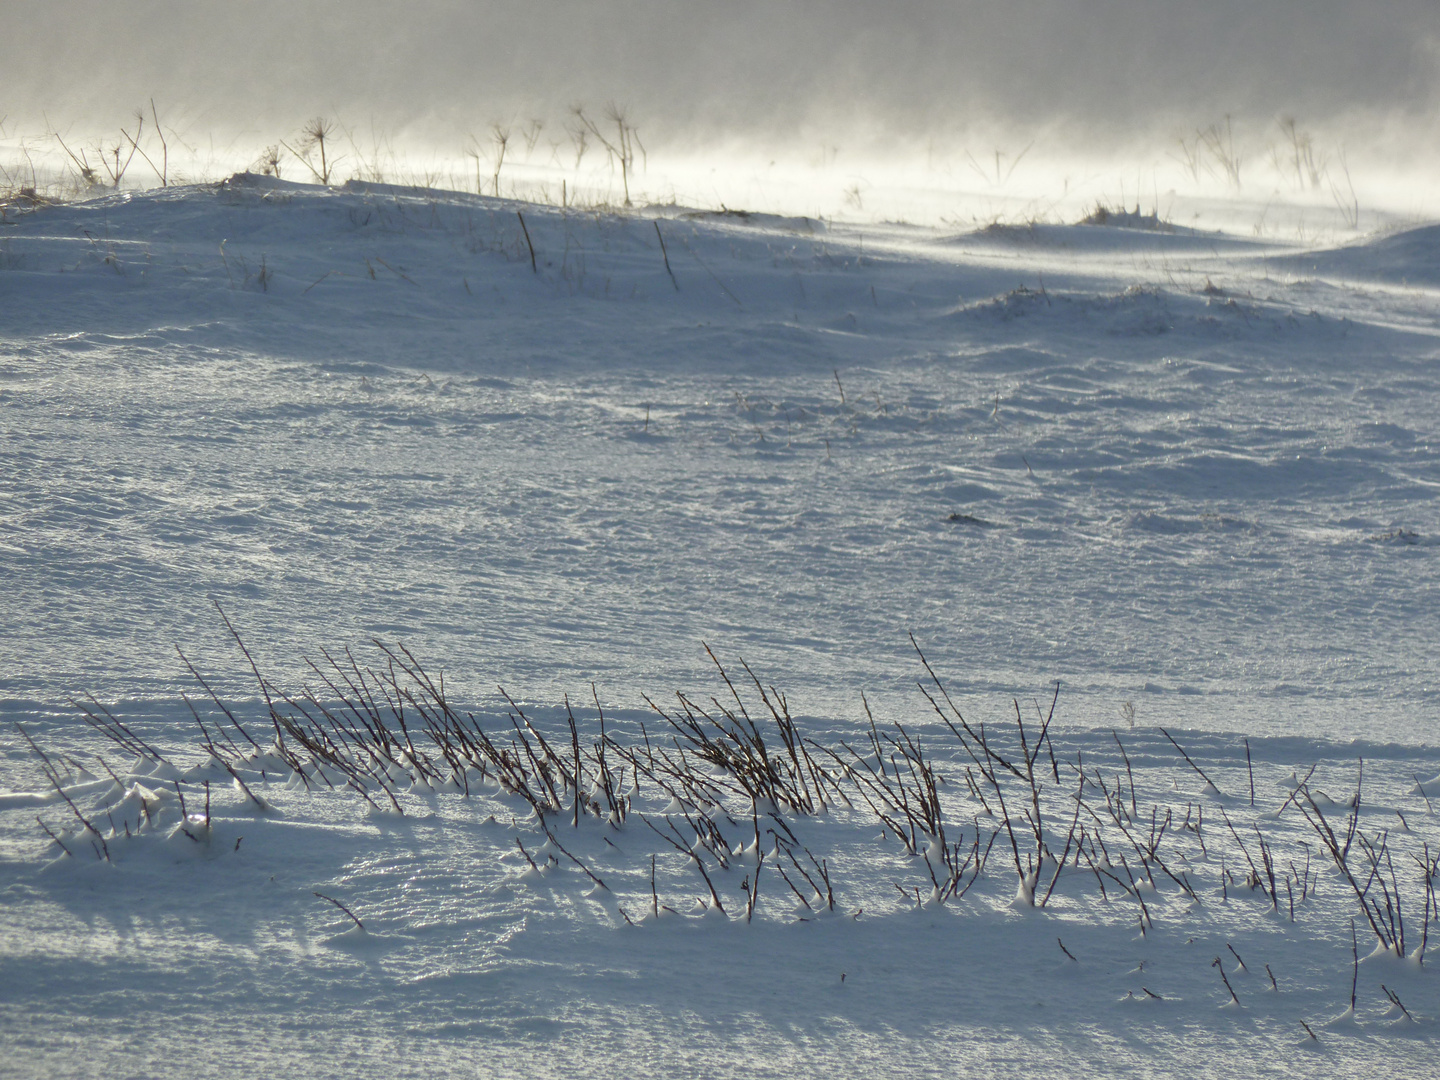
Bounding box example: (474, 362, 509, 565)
(23, 601, 1439, 1017)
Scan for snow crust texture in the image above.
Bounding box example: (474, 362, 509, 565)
(2, 178, 1439, 1077)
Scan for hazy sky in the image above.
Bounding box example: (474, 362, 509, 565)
(8, 1, 1438, 146)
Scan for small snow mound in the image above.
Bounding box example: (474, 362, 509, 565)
(179, 758, 228, 783)
(221, 172, 320, 195)
(133, 757, 183, 782)
(1323, 1006, 1362, 1030)
(342, 179, 450, 199)
(1078, 205, 1172, 232)
(324, 924, 371, 946)
(691, 898, 728, 920)
(163, 818, 214, 853)
(232, 779, 275, 814)
(731, 839, 760, 866)
(0, 791, 54, 810)
(1306, 789, 1347, 809)
(952, 284, 1174, 335)
(946, 512, 1001, 529)
(320, 925, 411, 954)
(1362, 940, 1407, 964)
(1011, 870, 1039, 908)
(677, 208, 823, 234)
(1119, 989, 1167, 1005)
(1366, 527, 1422, 545)
(1388, 1016, 1424, 1036)
(89, 781, 127, 808)
(1296, 1030, 1325, 1051)
(1380, 1009, 1427, 1036)
(1409, 773, 1440, 797)
(383, 762, 413, 785)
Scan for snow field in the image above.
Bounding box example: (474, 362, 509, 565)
(2, 174, 1440, 1076)
(1, 176, 1437, 738)
(4, 638, 1439, 1077)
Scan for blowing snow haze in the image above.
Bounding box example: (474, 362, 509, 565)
(9, 0, 1439, 151)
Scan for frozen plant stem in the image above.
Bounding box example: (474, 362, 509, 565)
(1350, 918, 1358, 1011)
(1227, 943, 1246, 971)
(1161, 728, 1223, 795)
(654, 222, 678, 290)
(1382, 984, 1413, 1021)
(1211, 957, 1239, 1005)
(516, 212, 536, 273)
(314, 892, 364, 931)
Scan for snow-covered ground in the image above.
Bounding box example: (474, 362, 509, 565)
(2, 176, 1438, 1076)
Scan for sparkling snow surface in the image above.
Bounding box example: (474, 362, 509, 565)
(2, 177, 1439, 1076)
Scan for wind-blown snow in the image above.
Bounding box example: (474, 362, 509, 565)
(1, 177, 1438, 1076)
(7, 1, 1437, 136)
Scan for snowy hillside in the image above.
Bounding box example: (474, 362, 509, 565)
(2, 177, 1439, 1077)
